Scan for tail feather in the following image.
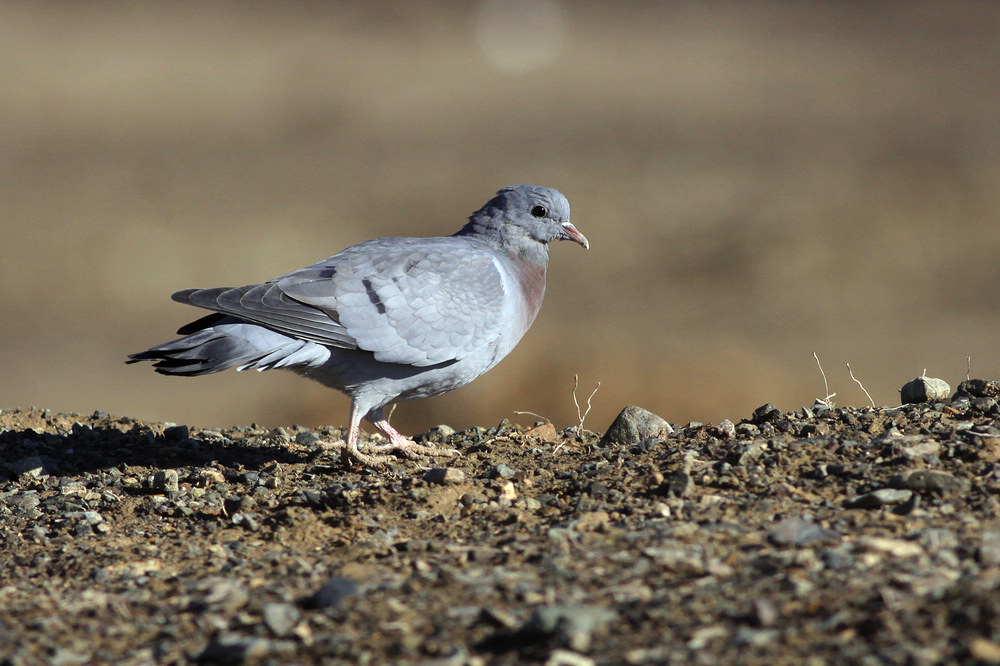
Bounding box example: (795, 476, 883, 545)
(127, 321, 330, 376)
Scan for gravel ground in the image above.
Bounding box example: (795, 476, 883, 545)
(3, 379, 1000, 665)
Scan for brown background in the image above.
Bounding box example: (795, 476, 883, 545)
(3, 2, 998, 435)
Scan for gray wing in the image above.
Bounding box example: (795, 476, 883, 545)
(174, 237, 508, 367)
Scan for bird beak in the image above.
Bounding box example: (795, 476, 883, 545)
(559, 222, 590, 249)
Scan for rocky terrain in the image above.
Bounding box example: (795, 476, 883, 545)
(3, 379, 1000, 664)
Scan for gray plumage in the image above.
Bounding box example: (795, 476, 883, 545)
(128, 185, 588, 467)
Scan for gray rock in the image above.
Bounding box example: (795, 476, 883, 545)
(953, 379, 1000, 400)
(422, 467, 466, 484)
(152, 469, 179, 493)
(768, 516, 840, 546)
(979, 530, 1000, 566)
(900, 377, 951, 404)
(521, 604, 617, 651)
(163, 424, 189, 441)
(295, 431, 321, 446)
(8, 456, 46, 479)
(844, 488, 913, 509)
(600, 406, 673, 446)
(888, 470, 970, 493)
(197, 633, 273, 664)
(302, 576, 359, 609)
(262, 602, 300, 636)
(487, 463, 518, 479)
(752, 403, 782, 424)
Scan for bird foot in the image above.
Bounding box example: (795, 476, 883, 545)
(316, 438, 458, 469)
(315, 440, 394, 469)
(369, 439, 459, 460)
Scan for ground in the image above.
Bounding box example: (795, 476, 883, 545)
(3, 383, 1000, 664)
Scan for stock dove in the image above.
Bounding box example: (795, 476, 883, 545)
(128, 185, 589, 467)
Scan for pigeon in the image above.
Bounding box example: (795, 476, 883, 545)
(128, 185, 588, 467)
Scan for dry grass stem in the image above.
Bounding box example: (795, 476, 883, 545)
(813, 352, 836, 407)
(847, 363, 876, 409)
(572, 374, 601, 437)
(513, 410, 550, 423)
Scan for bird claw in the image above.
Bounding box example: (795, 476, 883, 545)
(369, 440, 459, 460)
(316, 438, 458, 469)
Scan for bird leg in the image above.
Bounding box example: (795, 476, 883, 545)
(318, 404, 457, 468)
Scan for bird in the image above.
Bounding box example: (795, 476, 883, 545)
(128, 185, 589, 468)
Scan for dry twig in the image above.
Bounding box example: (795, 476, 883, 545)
(572, 374, 601, 437)
(847, 363, 876, 409)
(813, 352, 836, 407)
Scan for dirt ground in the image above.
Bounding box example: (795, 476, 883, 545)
(3, 380, 1000, 664)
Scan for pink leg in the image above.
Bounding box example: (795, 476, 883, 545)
(319, 403, 456, 468)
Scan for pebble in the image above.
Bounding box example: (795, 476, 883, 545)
(978, 530, 1000, 566)
(900, 377, 951, 404)
(600, 406, 673, 446)
(422, 467, 466, 484)
(8, 456, 46, 479)
(889, 469, 969, 493)
(197, 633, 275, 663)
(520, 605, 617, 651)
(487, 463, 519, 479)
(302, 577, 359, 610)
(768, 516, 839, 546)
(295, 431, 321, 446)
(163, 424, 189, 441)
(262, 602, 300, 636)
(152, 470, 179, 493)
(844, 488, 913, 509)
(752, 403, 782, 424)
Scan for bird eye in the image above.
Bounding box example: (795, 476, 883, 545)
(530, 205, 547, 218)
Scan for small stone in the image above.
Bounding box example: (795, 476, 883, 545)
(844, 488, 912, 509)
(498, 480, 518, 501)
(545, 649, 597, 666)
(200, 469, 227, 486)
(751, 403, 782, 424)
(900, 377, 951, 404)
(198, 578, 249, 613)
(768, 516, 839, 546)
(488, 463, 518, 479)
(600, 406, 673, 446)
(524, 422, 558, 441)
(197, 633, 271, 663)
(152, 469, 180, 493)
(8, 456, 46, 478)
(953, 379, 1000, 400)
(714, 419, 736, 439)
(969, 637, 1000, 663)
(889, 470, 970, 493)
(422, 467, 466, 484)
(163, 424, 189, 441)
(520, 605, 617, 651)
(66, 510, 104, 526)
(295, 431, 321, 446)
(978, 530, 1000, 566)
(417, 424, 456, 442)
(263, 602, 301, 636)
(857, 536, 923, 558)
(302, 577, 359, 610)
(751, 598, 779, 627)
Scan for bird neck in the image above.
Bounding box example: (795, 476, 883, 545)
(456, 216, 550, 266)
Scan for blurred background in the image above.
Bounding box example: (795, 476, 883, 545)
(2, 1, 998, 434)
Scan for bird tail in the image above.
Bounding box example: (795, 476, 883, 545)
(127, 318, 329, 376)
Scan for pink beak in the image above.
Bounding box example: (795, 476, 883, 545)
(560, 222, 590, 249)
